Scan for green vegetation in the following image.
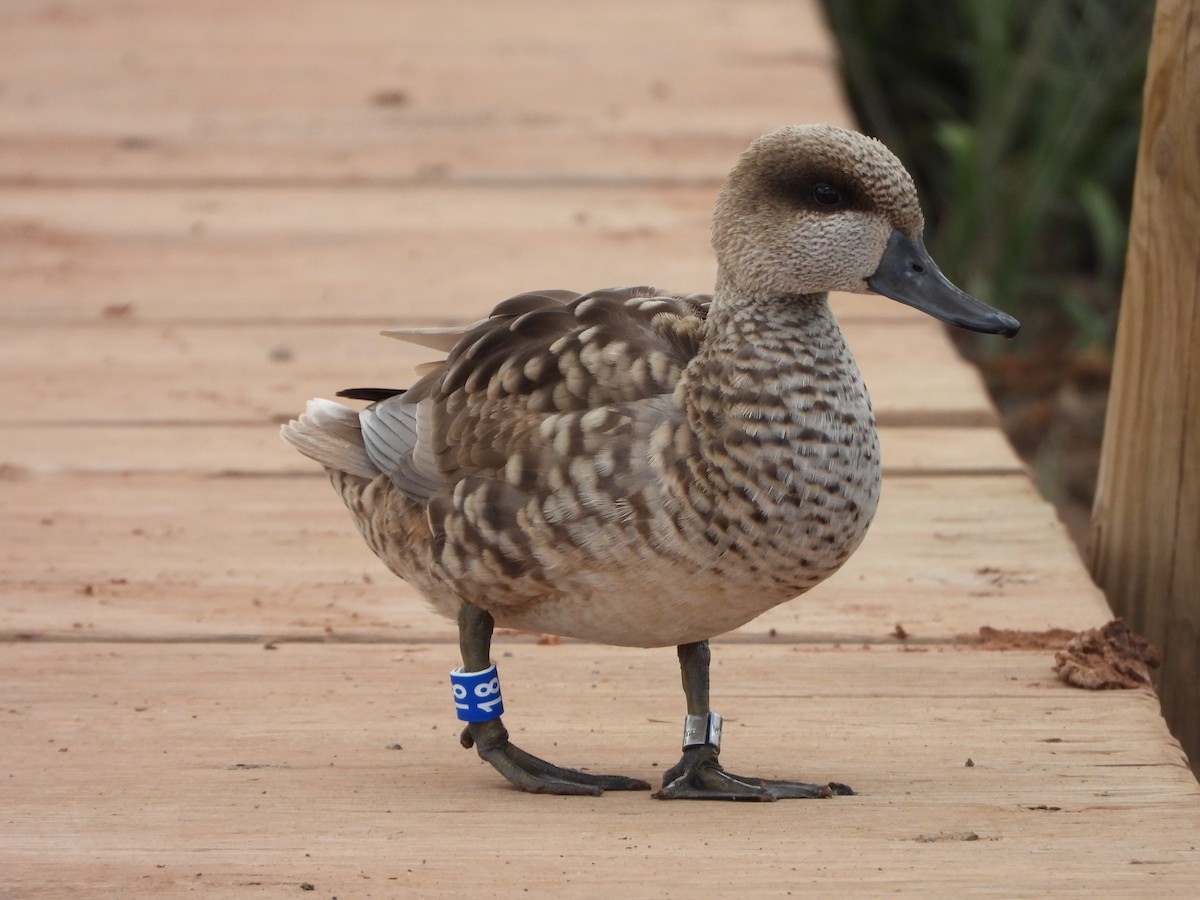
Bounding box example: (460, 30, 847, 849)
(824, 0, 1152, 355)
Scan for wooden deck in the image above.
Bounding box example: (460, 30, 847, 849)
(2, 1, 1198, 895)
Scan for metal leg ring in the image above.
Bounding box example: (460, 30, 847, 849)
(681, 712, 723, 750)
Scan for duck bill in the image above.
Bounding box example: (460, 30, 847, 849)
(866, 230, 1020, 337)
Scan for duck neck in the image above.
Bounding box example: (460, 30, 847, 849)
(685, 275, 867, 436)
(676, 272, 879, 511)
(704, 274, 835, 347)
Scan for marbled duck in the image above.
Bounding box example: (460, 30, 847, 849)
(282, 124, 1019, 800)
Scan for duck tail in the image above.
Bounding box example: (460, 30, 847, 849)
(280, 398, 379, 480)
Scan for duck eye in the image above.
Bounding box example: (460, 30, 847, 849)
(812, 183, 841, 206)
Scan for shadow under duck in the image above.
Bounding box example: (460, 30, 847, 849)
(282, 124, 1019, 800)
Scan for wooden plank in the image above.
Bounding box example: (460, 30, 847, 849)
(0, 185, 951, 325)
(0, 424, 1025, 477)
(0, 185, 715, 322)
(1090, 0, 1200, 780)
(0, 318, 1000, 424)
(2, 642, 1197, 897)
(0, 0, 848, 183)
(879, 427, 1024, 476)
(0, 474, 1108, 642)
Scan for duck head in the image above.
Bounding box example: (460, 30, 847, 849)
(711, 124, 1019, 337)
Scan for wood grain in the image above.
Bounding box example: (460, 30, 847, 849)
(2, 644, 1197, 898)
(1090, 0, 1200, 773)
(0, 0, 847, 184)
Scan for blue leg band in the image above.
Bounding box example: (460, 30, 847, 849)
(450, 664, 505, 722)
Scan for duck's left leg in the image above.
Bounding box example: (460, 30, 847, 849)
(654, 640, 855, 801)
(456, 601, 651, 796)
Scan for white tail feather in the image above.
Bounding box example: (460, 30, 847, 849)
(280, 398, 378, 479)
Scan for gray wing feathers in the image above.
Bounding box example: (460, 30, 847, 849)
(280, 398, 379, 480)
(361, 395, 446, 500)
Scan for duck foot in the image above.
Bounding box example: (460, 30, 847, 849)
(462, 718, 651, 796)
(653, 745, 853, 801)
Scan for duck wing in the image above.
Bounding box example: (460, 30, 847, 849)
(360, 286, 709, 503)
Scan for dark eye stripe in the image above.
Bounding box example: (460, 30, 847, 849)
(769, 173, 863, 212)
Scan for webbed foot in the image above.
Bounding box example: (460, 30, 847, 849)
(653, 744, 853, 801)
(462, 718, 650, 796)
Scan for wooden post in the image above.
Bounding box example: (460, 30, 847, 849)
(1090, 0, 1200, 769)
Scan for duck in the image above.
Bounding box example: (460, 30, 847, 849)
(282, 124, 1019, 801)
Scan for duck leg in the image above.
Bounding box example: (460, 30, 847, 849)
(456, 602, 650, 796)
(654, 640, 854, 801)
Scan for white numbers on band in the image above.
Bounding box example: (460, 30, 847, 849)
(473, 677, 501, 712)
(453, 677, 502, 713)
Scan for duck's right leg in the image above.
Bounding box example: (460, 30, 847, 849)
(654, 640, 854, 800)
(455, 601, 651, 796)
